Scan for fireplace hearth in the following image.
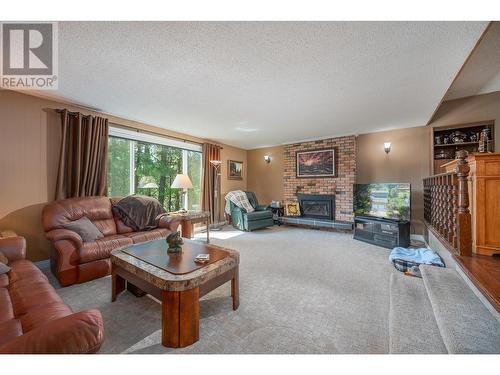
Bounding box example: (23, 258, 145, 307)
(297, 194, 335, 221)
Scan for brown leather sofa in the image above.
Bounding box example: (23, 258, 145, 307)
(42, 196, 180, 287)
(0, 235, 104, 353)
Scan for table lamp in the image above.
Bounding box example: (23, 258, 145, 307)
(171, 174, 193, 212)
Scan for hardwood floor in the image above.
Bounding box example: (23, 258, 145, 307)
(454, 254, 500, 312)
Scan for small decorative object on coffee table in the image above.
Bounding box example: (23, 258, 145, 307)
(166, 231, 184, 253)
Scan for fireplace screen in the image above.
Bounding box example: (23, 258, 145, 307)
(302, 201, 330, 217)
(297, 194, 335, 221)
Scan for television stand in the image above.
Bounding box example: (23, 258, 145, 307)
(353, 216, 410, 249)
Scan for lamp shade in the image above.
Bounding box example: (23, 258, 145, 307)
(171, 174, 193, 189)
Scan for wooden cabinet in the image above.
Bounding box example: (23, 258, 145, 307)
(444, 153, 500, 256)
(433, 122, 494, 174)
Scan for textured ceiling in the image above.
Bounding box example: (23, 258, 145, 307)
(42, 22, 487, 149)
(445, 22, 500, 101)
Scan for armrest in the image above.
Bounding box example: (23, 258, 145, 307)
(158, 215, 182, 232)
(46, 229, 83, 248)
(0, 236, 26, 262)
(255, 204, 270, 211)
(231, 206, 245, 214)
(0, 309, 104, 354)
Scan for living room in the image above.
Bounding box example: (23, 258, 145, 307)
(1, 1, 500, 373)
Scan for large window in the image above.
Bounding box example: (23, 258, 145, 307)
(107, 127, 202, 211)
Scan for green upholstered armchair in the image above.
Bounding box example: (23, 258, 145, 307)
(228, 191, 274, 231)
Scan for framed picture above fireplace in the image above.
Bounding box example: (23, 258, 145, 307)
(296, 148, 335, 178)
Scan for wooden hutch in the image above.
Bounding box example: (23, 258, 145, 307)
(432, 121, 495, 174)
(443, 153, 500, 256)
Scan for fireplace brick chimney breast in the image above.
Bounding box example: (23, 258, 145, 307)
(283, 135, 356, 222)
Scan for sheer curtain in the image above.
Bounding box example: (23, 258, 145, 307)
(55, 109, 109, 200)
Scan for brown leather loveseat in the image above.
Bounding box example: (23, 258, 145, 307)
(42, 196, 180, 287)
(0, 235, 104, 353)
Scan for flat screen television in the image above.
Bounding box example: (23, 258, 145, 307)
(353, 183, 411, 222)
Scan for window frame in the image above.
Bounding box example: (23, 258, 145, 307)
(108, 126, 203, 209)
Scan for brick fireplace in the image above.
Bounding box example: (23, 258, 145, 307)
(283, 135, 356, 222)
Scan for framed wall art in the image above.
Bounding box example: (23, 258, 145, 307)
(228, 160, 243, 180)
(296, 148, 335, 178)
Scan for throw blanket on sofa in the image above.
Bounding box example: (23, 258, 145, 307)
(225, 190, 255, 215)
(112, 195, 167, 231)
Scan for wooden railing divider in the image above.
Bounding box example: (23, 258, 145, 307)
(423, 150, 472, 256)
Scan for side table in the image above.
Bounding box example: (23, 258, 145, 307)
(269, 206, 284, 225)
(168, 210, 211, 243)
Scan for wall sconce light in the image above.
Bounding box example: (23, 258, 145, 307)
(384, 142, 391, 154)
(264, 155, 271, 163)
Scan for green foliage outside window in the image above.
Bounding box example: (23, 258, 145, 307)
(107, 136, 202, 212)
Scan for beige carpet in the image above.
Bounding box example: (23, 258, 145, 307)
(47, 225, 399, 354)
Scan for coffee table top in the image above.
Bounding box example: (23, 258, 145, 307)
(111, 239, 239, 291)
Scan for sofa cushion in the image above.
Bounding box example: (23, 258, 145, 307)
(0, 288, 14, 323)
(7, 260, 48, 285)
(62, 217, 104, 243)
(124, 228, 170, 244)
(114, 217, 134, 234)
(79, 235, 133, 263)
(9, 281, 65, 316)
(0, 319, 22, 347)
(42, 196, 117, 236)
(20, 303, 73, 332)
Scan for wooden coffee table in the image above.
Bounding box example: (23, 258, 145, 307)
(110, 239, 239, 348)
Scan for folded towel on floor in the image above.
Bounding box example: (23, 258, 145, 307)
(389, 247, 445, 277)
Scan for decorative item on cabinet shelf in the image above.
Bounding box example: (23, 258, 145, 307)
(450, 130, 467, 144)
(434, 135, 442, 145)
(478, 128, 490, 153)
(435, 149, 454, 160)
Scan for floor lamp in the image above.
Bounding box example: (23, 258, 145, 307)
(209, 160, 225, 230)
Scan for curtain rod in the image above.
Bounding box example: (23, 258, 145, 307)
(55, 109, 92, 117)
(109, 122, 224, 150)
(55, 108, 223, 149)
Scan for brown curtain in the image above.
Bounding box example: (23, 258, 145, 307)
(201, 143, 222, 223)
(55, 109, 109, 200)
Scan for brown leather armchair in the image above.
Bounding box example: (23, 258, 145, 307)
(0, 235, 104, 353)
(42, 196, 181, 287)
